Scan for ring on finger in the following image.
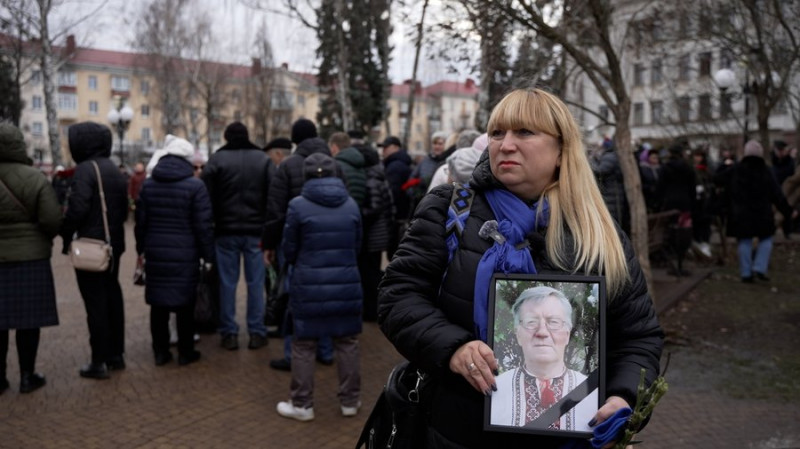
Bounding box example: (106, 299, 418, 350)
(468, 362, 476, 371)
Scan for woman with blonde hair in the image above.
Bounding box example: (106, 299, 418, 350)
(378, 88, 663, 448)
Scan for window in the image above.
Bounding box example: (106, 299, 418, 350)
(679, 54, 691, 81)
(633, 102, 644, 125)
(297, 94, 305, 106)
(88, 75, 98, 90)
(89, 101, 98, 115)
(679, 11, 692, 37)
(651, 100, 664, 124)
(698, 94, 712, 120)
(699, 52, 712, 77)
(400, 102, 409, 114)
(32, 122, 43, 136)
(141, 128, 151, 142)
(58, 71, 77, 86)
(598, 105, 609, 122)
(141, 81, 150, 95)
(31, 70, 41, 84)
(31, 95, 43, 111)
(141, 105, 150, 118)
(720, 49, 733, 69)
(720, 93, 733, 118)
(651, 61, 663, 84)
(634, 64, 646, 86)
(111, 75, 130, 91)
(58, 93, 77, 111)
(677, 96, 692, 122)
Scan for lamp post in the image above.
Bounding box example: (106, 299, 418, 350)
(107, 97, 134, 167)
(713, 67, 751, 146)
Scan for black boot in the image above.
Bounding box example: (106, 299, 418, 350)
(79, 362, 110, 380)
(19, 372, 46, 393)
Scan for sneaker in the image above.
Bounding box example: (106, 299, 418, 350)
(276, 401, 314, 422)
(220, 334, 239, 351)
(248, 334, 268, 350)
(269, 358, 291, 371)
(341, 401, 362, 417)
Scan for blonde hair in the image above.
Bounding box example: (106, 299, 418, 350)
(487, 88, 629, 297)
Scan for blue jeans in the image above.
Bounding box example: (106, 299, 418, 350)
(737, 237, 773, 277)
(215, 235, 267, 337)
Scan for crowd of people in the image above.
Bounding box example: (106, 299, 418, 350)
(2, 86, 799, 447)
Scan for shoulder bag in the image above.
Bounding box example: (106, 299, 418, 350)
(69, 161, 113, 272)
(356, 361, 434, 449)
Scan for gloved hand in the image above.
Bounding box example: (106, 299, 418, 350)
(590, 407, 632, 449)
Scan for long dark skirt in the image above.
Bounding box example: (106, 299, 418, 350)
(0, 259, 59, 330)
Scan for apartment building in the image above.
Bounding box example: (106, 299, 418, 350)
(563, 1, 797, 158)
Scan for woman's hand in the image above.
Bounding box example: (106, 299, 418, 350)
(449, 340, 499, 396)
(590, 395, 631, 449)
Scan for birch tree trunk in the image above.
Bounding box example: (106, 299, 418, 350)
(37, 0, 62, 168)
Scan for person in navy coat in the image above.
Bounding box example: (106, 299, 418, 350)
(276, 153, 363, 422)
(135, 135, 214, 366)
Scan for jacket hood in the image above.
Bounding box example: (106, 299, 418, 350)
(68, 122, 112, 163)
(152, 154, 194, 182)
(335, 147, 365, 169)
(0, 123, 30, 164)
(295, 137, 330, 158)
(355, 144, 380, 167)
(301, 177, 349, 207)
(384, 149, 412, 166)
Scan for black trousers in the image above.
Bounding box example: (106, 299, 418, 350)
(150, 304, 195, 357)
(1, 328, 41, 377)
(358, 250, 383, 322)
(75, 253, 125, 364)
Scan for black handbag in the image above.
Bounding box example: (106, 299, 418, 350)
(356, 361, 433, 449)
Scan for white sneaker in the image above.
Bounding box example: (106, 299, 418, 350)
(276, 401, 314, 422)
(340, 401, 362, 417)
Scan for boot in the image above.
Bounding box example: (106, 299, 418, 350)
(0, 377, 9, 395)
(19, 372, 46, 394)
(79, 362, 110, 380)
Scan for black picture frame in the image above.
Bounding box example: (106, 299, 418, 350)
(484, 273, 606, 439)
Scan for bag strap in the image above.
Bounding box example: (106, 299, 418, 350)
(524, 369, 600, 430)
(0, 177, 30, 217)
(445, 182, 474, 262)
(90, 160, 111, 244)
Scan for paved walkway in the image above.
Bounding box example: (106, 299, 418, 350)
(1, 223, 798, 448)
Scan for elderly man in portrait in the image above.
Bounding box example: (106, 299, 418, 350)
(491, 286, 598, 432)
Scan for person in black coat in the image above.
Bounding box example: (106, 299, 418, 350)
(379, 136, 412, 259)
(714, 140, 797, 283)
(135, 135, 214, 366)
(201, 122, 272, 351)
(378, 89, 663, 448)
(60, 121, 129, 380)
(275, 153, 363, 422)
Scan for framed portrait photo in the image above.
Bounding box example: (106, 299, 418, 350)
(484, 273, 606, 439)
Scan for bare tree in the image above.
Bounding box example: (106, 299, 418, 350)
(401, 0, 429, 147)
(247, 20, 280, 145)
(131, 0, 193, 137)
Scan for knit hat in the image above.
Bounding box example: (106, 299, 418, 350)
(743, 140, 763, 158)
(378, 136, 402, 148)
(304, 153, 337, 179)
(291, 119, 318, 145)
(0, 122, 26, 156)
(223, 122, 250, 144)
(471, 133, 488, 152)
(162, 134, 195, 161)
(264, 137, 293, 151)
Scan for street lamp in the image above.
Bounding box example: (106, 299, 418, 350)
(107, 97, 134, 167)
(713, 67, 752, 146)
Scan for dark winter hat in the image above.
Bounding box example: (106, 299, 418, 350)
(224, 122, 250, 143)
(291, 119, 318, 145)
(347, 129, 365, 140)
(264, 137, 293, 151)
(304, 153, 337, 179)
(378, 136, 402, 148)
(774, 140, 788, 150)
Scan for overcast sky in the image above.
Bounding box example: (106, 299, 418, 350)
(48, 0, 469, 84)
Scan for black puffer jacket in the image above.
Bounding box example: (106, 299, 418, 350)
(135, 156, 214, 307)
(715, 155, 793, 239)
(201, 140, 271, 236)
(378, 157, 664, 448)
(60, 122, 128, 256)
(262, 137, 342, 249)
(358, 145, 393, 253)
